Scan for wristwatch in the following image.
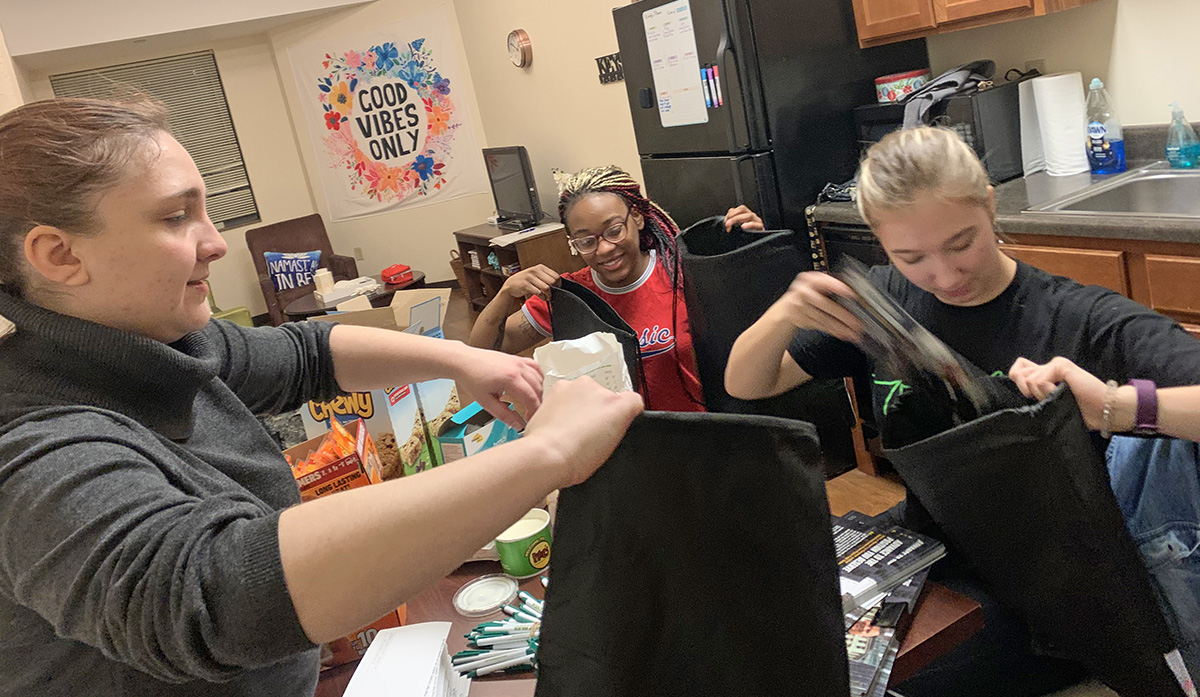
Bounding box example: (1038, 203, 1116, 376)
(1128, 379, 1158, 435)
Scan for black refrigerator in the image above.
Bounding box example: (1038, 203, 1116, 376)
(613, 0, 928, 242)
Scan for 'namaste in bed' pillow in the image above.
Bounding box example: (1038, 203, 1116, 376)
(264, 251, 322, 291)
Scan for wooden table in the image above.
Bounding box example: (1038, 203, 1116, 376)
(283, 271, 427, 321)
(316, 471, 982, 695)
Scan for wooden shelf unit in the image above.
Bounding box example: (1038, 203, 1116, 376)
(452, 222, 585, 313)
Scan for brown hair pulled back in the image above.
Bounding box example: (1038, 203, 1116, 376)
(0, 97, 169, 297)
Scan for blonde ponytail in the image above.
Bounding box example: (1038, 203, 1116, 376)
(856, 127, 992, 230)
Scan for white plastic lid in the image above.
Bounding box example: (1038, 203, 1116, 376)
(453, 574, 519, 617)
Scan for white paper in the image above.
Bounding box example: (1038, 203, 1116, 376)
(534, 332, 634, 394)
(489, 222, 564, 248)
(342, 622, 470, 697)
(643, 0, 709, 128)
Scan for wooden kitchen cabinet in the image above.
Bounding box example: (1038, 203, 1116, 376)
(932, 0, 1031, 23)
(1000, 243, 1128, 296)
(850, 0, 936, 44)
(1008, 233, 1200, 339)
(851, 0, 1100, 47)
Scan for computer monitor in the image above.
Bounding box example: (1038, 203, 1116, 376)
(482, 146, 543, 230)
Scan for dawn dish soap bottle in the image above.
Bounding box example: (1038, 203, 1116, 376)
(1086, 78, 1126, 174)
(1165, 102, 1200, 169)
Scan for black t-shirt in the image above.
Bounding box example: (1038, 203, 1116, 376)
(788, 261, 1200, 436)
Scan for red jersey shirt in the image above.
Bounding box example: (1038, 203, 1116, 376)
(522, 251, 705, 412)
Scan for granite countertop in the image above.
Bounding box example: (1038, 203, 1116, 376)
(812, 125, 1200, 246)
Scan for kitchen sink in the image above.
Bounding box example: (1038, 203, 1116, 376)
(1026, 162, 1200, 219)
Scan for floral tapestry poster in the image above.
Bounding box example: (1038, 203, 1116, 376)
(288, 7, 487, 222)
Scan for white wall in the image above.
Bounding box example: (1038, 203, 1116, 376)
(927, 0, 1196, 125)
(268, 1, 495, 290)
(25, 35, 317, 316)
(0, 0, 371, 57)
(455, 0, 642, 214)
(0, 22, 25, 110)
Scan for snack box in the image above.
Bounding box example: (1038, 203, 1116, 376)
(286, 418, 383, 500)
(437, 402, 522, 464)
(321, 608, 407, 670)
(304, 288, 452, 477)
(283, 419, 405, 668)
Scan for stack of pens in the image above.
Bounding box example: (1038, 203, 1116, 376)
(452, 581, 548, 679)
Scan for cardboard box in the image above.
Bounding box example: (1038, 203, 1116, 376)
(321, 606, 408, 669)
(302, 289, 453, 479)
(285, 418, 383, 500)
(284, 418, 405, 669)
(437, 402, 522, 464)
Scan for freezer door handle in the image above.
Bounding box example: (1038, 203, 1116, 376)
(716, 32, 741, 151)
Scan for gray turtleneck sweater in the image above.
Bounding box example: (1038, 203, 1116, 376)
(0, 290, 343, 696)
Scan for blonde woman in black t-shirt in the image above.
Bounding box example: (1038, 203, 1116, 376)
(726, 126, 1200, 696)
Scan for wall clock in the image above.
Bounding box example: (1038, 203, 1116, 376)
(507, 29, 532, 68)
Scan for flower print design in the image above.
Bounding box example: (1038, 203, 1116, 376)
(373, 42, 399, 72)
(377, 167, 403, 193)
(427, 104, 450, 136)
(320, 39, 455, 203)
(431, 72, 450, 95)
(398, 59, 428, 89)
(411, 155, 436, 181)
(330, 81, 354, 115)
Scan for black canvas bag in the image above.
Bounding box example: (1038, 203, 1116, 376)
(677, 216, 857, 475)
(548, 278, 646, 399)
(535, 411, 849, 697)
(885, 386, 1183, 696)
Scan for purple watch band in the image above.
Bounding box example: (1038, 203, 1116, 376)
(1129, 379, 1158, 434)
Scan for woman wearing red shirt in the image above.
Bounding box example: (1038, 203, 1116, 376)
(468, 165, 761, 412)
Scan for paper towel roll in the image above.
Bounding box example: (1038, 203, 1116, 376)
(1019, 79, 1046, 176)
(1031, 72, 1089, 176)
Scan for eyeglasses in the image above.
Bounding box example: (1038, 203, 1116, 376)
(568, 208, 633, 255)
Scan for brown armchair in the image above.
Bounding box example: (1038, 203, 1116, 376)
(245, 214, 359, 325)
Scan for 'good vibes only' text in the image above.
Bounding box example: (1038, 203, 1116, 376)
(354, 81, 421, 161)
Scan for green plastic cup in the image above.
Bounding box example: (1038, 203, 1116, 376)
(495, 508, 552, 579)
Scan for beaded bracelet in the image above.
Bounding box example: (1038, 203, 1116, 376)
(1100, 379, 1119, 438)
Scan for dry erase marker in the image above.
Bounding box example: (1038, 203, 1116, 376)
(701, 68, 712, 107)
(712, 65, 724, 106)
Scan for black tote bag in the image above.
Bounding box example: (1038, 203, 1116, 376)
(548, 278, 646, 398)
(677, 216, 857, 475)
(535, 411, 848, 697)
(885, 386, 1183, 696)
